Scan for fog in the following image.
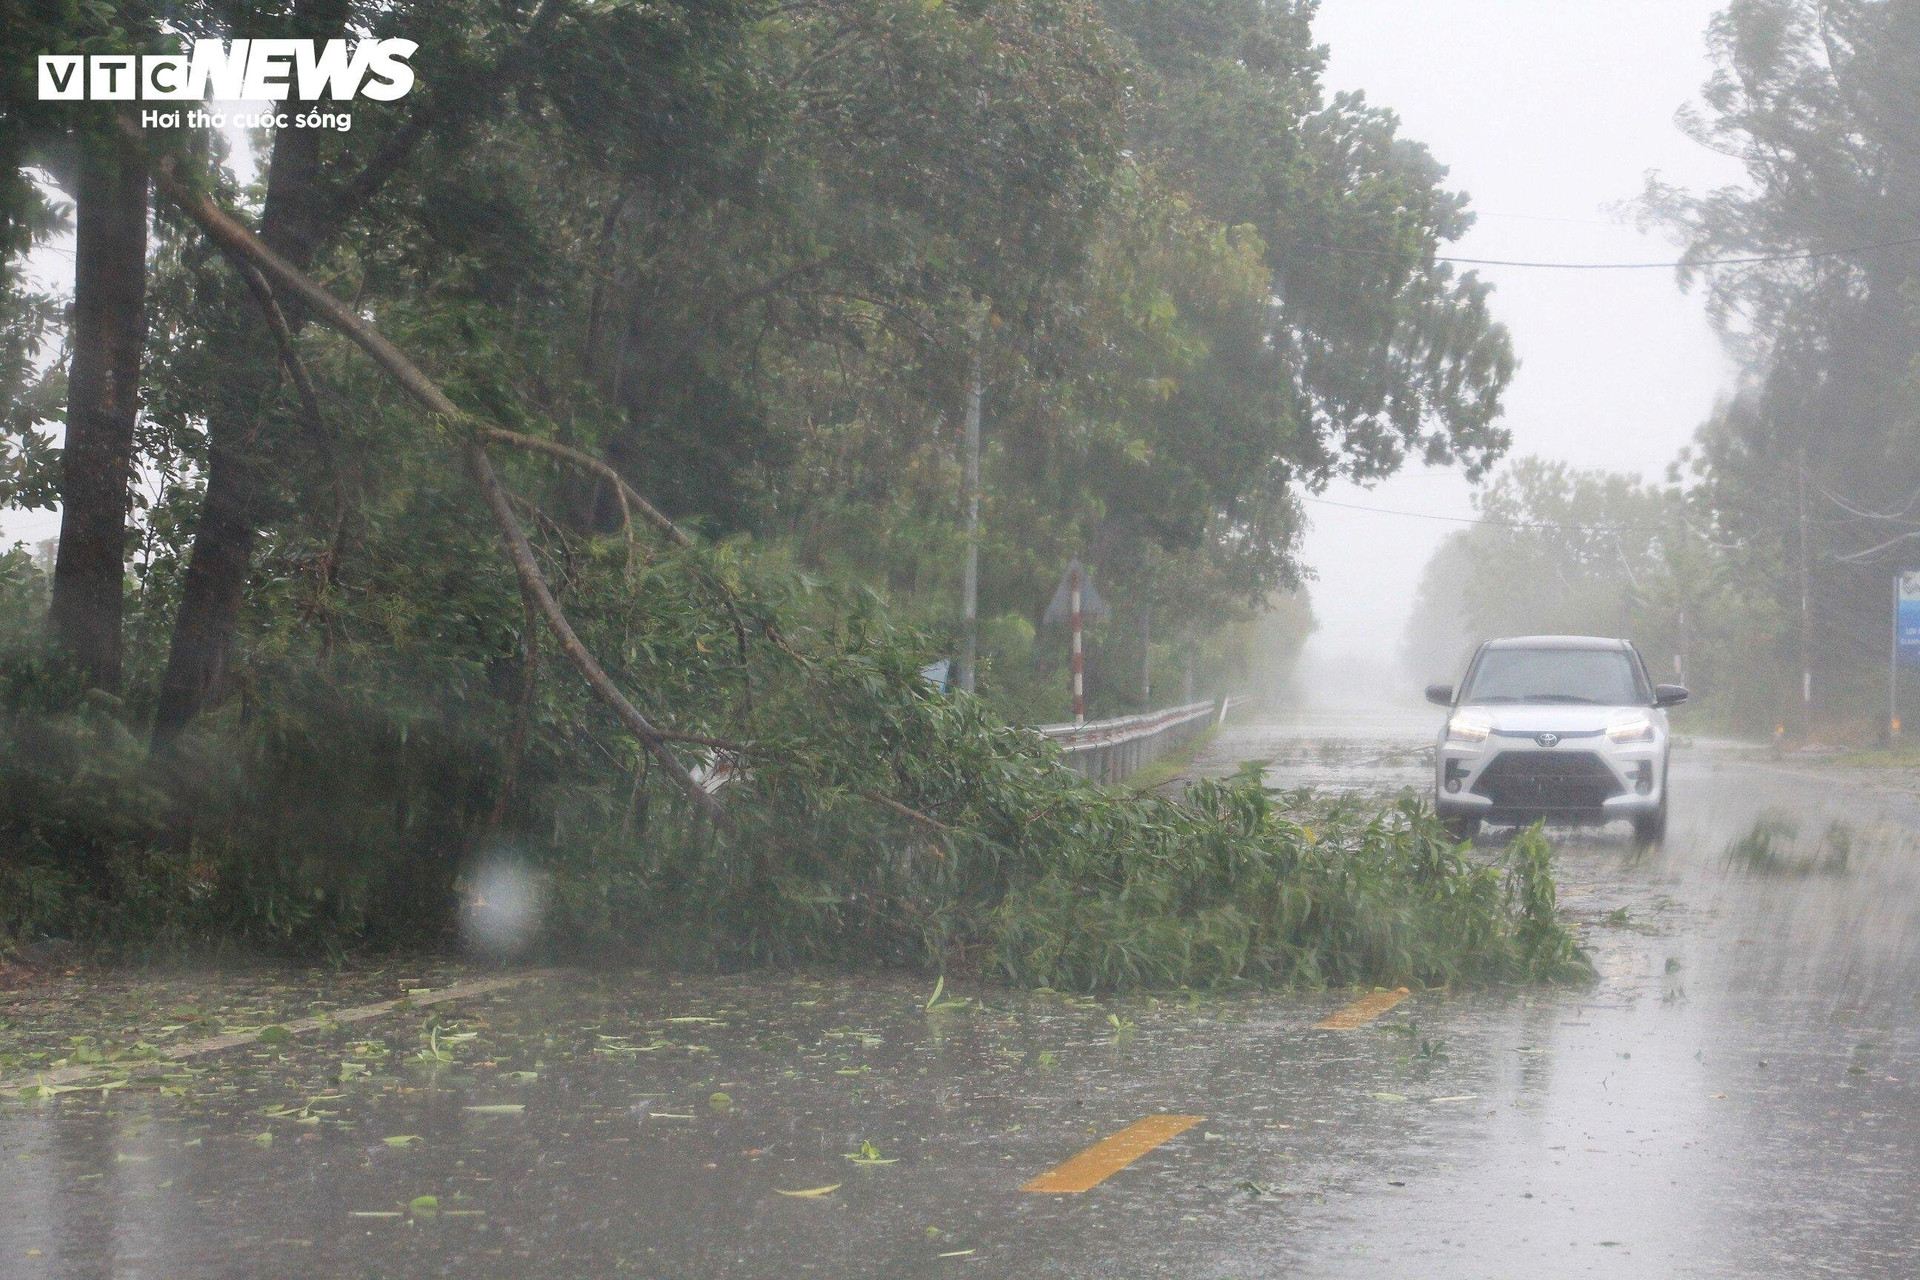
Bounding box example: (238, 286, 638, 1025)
(1300, 0, 1746, 698)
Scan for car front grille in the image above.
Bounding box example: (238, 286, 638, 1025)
(1471, 750, 1623, 810)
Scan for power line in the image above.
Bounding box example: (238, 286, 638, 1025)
(1419, 233, 1920, 271)
(1306, 232, 1920, 271)
(1302, 494, 1656, 533)
(1473, 210, 1620, 228)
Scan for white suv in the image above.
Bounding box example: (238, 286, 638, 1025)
(1427, 635, 1687, 843)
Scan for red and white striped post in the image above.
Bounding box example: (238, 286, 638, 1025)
(1070, 565, 1085, 727)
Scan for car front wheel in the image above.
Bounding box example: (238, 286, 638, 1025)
(1631, 789, 1669, 847)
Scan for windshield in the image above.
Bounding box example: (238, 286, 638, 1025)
(1461, 647, 1645, 706)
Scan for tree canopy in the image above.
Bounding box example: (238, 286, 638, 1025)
(1640, 0, 1920, 732)
(5, 0, 1513, 713)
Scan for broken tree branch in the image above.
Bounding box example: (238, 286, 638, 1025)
(477, 423, 768, 695)
(478, 424, 689, 547)
(489, 581, 540, 831)
(227, 255, 353, 571)
(856, 789, 955, 839)
(134, 127, 730, 829)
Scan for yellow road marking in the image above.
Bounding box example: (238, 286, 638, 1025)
(1021, 1114, 1204, 1194)
(1315, 988, 1409, 1030)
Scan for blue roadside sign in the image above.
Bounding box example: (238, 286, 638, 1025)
(1899, 570, 1920, 667)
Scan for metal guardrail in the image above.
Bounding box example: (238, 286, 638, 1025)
(1037, 695, 1255, 784)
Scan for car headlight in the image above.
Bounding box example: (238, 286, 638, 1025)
(1606, 714, 1655, 743)
(1446, 713, 1492, 744)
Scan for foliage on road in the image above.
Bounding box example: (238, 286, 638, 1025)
(0, 964, 1527, 1262)
(1723, 811, 1853, 877)
(992, 782, 1589, 989)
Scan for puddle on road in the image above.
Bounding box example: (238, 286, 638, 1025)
(1184, 707, 1436, 797)
(0, 968, 1530, 1278)
(1174, 715, 1920, 1276)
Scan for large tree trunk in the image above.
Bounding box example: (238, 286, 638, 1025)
(149, 50, 333, 745)
(48, 130, 148, 692)
(150, 0, 561, 745)
(140, 137, 734, 825)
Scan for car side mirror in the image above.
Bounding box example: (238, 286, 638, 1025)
(1654, 684, 1689, 707)
(1425, 683, 1454, 706)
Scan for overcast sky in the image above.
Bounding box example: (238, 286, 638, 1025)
(1300, 0, 1748, 692)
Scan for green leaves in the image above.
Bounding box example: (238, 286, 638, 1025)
(923, 976, 970, 1012)
(990, 786, 1590, 991)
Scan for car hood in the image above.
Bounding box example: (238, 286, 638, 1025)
(1456, 704, 1648, 734)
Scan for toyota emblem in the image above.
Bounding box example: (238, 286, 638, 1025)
(1534, 732, 1561, 748)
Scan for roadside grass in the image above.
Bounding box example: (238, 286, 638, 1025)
(1822, 746, 1920, 769)
(1724, 812, 1852, 877)
(1121, 723, 1221, 793)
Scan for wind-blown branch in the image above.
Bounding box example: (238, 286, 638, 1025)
(478, 424, 691, 547)
(133, 125, 730, 828)
(464, 442, 732, 828)
(478, 423, 779, 683)
(227, 256, 352, 566)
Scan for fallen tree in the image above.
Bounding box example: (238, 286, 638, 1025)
(0, 122, 1589, 993)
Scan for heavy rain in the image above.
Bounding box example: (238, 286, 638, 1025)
(6, 0, 1920, 1275)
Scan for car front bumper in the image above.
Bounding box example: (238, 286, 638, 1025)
(1434, 734, 1663, 824)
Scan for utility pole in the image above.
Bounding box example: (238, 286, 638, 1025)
(1798, 444, 1812, 713)
(1070, 564, 1085, 727)
(1892, 572, 1902, 742)
(1675, 600, 1687, 686)
(1139, 606, 1151, 707)
(958, 335, 983, 694)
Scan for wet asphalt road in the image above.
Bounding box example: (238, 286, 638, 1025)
(7, 707, 1920, 1278)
